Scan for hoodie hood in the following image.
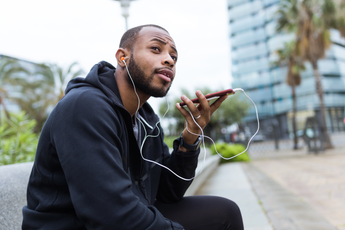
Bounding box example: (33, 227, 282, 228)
(65, 61, 123, 107)
(65, 61, 159, 128)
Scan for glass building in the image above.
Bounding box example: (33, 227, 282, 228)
(227, 0, 345, 139)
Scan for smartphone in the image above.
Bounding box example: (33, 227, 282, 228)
(179, 89, 234, 106)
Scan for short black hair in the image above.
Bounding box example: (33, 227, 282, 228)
(119, 24, 169, 51)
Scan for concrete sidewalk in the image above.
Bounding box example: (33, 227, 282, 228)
(196, 162, 273, 230)
(196, 145, 345, 230)
(246, 149, 345, 230)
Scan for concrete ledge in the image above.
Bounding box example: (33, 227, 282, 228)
(185, 151, 220, 196)
(0, 162, 33, 230)
(0, 151, 219, 229)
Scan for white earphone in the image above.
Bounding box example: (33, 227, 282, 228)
(120, 58, 260, 181)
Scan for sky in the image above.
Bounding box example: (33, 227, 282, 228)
(0, 0, 232, 112)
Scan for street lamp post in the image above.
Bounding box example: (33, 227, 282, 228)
(113, 0, 136, 30)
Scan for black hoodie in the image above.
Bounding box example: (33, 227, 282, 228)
(22, 61, 200, 230)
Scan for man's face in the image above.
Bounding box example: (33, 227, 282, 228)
(127, 27, 177, 98)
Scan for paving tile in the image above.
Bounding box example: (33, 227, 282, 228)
(196, 163, 273, 230)
(196, 134, 345, 230)
(242, 162, 337, 230)
(249, 152, 345, 228)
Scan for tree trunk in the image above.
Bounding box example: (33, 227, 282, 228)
(0, 96, 10, 120)
(291, 86, 298, 149)
(311, 61, 333, 149)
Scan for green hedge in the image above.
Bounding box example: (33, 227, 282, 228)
(0, 112, 38, 165)
(210, 142, 250, 163)
(164, 135, 178, 148)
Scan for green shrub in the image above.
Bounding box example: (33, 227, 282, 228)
(0, 112, 38, 165)
(164, 135, 179, 149)
(210, 142, 250, 163)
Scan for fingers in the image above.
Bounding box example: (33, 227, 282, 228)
(175, 98, 194, 119)
(176, 90, 229, 146)
(176, 91, 212, 132)
(176, 90, 229, 127)
(176, 94, 201, 133)
(196, 90, 210, 115)
(177, 91, 204, 119)
(209, 94, 228, 116)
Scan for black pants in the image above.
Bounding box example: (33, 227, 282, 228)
(154, 196, 244, 230)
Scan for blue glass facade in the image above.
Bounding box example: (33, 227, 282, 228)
(227, 0, 345, 138)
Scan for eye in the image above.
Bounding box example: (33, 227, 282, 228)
(171, 55, 178, 62)
(151, 46, 161, 52)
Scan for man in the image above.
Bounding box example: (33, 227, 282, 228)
(22, 24, 244, 230)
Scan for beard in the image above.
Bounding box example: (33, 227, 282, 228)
(127, 54, 171, 98)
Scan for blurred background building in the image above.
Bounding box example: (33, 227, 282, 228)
(227, 0, 345, 139)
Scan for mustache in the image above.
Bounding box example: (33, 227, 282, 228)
(155, 67, 173, 72)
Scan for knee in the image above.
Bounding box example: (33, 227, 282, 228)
(211, 197, 244, 230)
(214, 197, 241, 216)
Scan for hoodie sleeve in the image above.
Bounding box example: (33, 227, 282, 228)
(155, 129, 200, 203)
(50, 89, 184, 230)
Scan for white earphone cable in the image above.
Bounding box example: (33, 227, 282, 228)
(123, 59, 195, 181)
(122, 59, 259, 181)
(185, 88, 260, 161)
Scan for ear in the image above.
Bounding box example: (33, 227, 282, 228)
(115, 48, 129, 67)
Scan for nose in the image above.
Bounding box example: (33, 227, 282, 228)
(162, 53, 174, 68)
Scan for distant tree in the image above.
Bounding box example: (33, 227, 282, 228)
(276, 0, 337, 149)
(159, 87, 250, 141)
(0, 57, 29, 120)
(36, 62, 85, 101)
(5, 61, 84, 132)
(274, 40, 305, 149)
(334, 0, 345, 38)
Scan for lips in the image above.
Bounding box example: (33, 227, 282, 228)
(156, 69, 173, 82)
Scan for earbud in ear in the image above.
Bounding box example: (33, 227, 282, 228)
(121, 57, 128, 63)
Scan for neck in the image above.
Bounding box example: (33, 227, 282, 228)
(114, 68, 150, 117)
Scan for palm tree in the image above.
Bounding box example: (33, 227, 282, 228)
(7, 75, 56, 132)
(275, 40, 304, 149)
(36, 62, 84, 101)
(0, 88, 9, 122)
(6, 61, 84, 132)
(276, 0, 337, 149)
(0, 56, 29, 120)
(334, 0, 345, 37)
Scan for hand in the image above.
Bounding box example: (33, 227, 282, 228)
(175, 90, 228, 150)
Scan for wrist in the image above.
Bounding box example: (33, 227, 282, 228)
(178, 132, 202, 152)
(182, 129, 200, 144)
